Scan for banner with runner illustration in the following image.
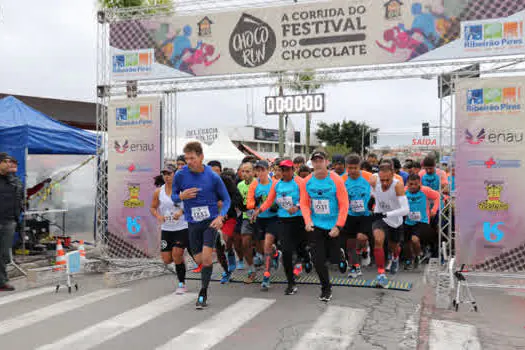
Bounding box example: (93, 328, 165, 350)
(455, 76, 525, 270)
(109, 0, 525, 80)
(107, 97, 162, 257)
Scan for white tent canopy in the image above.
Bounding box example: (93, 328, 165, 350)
(169, 128, 245, 169)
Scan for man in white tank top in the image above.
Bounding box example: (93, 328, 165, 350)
(369, 163, 410, 287)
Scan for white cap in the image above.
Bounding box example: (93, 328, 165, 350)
(306, 160, 313, 169)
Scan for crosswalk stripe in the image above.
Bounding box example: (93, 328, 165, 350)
(156, 297, 275, 350)
(429, 320, 482, 350)
(293, 306, 366, 350)
(0, 288, 129, 336)
(0, 287, 54, 307)
(36, 292, 197, 350)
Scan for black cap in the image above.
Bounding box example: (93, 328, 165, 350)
(332, 154, 345, 164)
(176, 155, 186, 163)
(254, 160, 269, 169)
(0, 153, 9, 162)
(311, 151, 327, 160)
(161, 164, 176, 174)
(392, 157, 402, 170)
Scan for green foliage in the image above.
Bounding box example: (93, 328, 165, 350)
(316, 120, 378, 156)
(98, 0, 143, 8)
(324, 144, 351, 158)
(287, 69, 323, 93)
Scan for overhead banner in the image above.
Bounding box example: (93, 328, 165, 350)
(107, 97, 162, 257)
(109, 0, 525, 80)
(455, 76, 525, 270)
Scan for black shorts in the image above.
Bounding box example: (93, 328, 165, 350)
(372, 219, 404, 243)
(256, 217, 278, 238)
(343, 215, 372, 239)
(234, 216, 243, 234)
(161, 229, 189, 252)
(404, 223, 431, 241)
(188, 219, 218, 255)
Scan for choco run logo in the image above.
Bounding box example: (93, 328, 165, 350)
(466, 86, 521, 114)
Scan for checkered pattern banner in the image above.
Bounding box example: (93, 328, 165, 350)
(473, 240, 525, 272)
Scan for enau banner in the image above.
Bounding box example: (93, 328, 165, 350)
(455, 76, 525, 271)
(107, 97, 162, 257)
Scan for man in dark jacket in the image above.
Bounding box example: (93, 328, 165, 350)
(0, 153, 22, 291)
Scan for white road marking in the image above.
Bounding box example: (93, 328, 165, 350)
(0, 288, 128, 336)
(293, 306, 366, 350)
(0, 287, 54, 307)
(430, 319, 482, 350)
(36, 293, 196, 350)
(156, 297, 275, 350)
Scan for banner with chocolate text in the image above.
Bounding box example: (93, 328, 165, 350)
(109, 0, 525, 80)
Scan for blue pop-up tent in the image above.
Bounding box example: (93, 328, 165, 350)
(0, 96, 98, 185)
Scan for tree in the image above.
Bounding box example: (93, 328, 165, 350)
(99, 0, 173, 10)
(287, 70, 325, 159)
(316, 120, 378, 156)
(325, 144, 351, 159)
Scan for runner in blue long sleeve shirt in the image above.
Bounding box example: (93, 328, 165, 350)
(171, 141, 231, 310)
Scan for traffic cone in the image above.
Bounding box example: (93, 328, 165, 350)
(78, 240, 86, 260)
(54, 239, 66, 271)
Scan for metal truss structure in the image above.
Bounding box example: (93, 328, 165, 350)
(96, 4, 525, 287)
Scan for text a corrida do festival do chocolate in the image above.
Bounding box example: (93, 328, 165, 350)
(281, 5, 367, 61)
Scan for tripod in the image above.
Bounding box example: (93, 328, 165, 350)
(8, 249, 27, 276)
(452, 264, 478, 312)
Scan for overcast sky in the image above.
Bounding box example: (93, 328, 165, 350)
(0, 0, 440, 143)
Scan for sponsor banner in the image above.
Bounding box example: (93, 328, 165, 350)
(107, 97, 162, 256)
(455, 76, 525, 269)
(109, 0, 525, 80)
(461, 16, 525, 54)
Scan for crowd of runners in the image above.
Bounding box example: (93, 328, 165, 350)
(151, 141, 454, 309)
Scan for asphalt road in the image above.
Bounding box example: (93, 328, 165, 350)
(0, 266, 521, 350)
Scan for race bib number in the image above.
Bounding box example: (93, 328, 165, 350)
(278, 196, 293, 210)
(191, 206, 210, 222)
(313, 199, 330, 215)
(164, 210, 175, 223)
(408, 211, 422, 222)
(350, 200, 365, 213)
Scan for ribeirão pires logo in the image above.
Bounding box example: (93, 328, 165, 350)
(464, 21, 524, 50)
(123, 184, 144, 208)
(113, 49, 154, 74)
(465, 128, 523, 145)
(113, 140, 155, 153)
(466, 86, 521, 114)
(116, 104, 153, 127)
(478, 181, 508, 211)
(229, 13, 276, 68)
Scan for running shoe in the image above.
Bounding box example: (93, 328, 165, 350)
(361, 246, 371, 267)
(244, 270, 256, 284)
(304, 261, 313, 274)
(319, 288, 332, 302)
(284, 284, 298, 295)
(404, 260, 414, 271)
(192, 264, 203, 273)
(237, 260, 245, 270)
(195, 290, 207, 310)
(261, 276, 270, 291)
(339, 248, 348, 273)
(375, 273, 388, 288)
(272, 250, 281, 270)
(220, 272, 231, 284)
(227, 253, 237, 272)
(390, 258, 399, 275)
(348, 265, 362, 279)
(175, 282, 187, 295)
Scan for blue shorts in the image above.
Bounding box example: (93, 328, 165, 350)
(188, 219, 218, 255)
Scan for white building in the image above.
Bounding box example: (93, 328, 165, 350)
(229, 126, 321, 160)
